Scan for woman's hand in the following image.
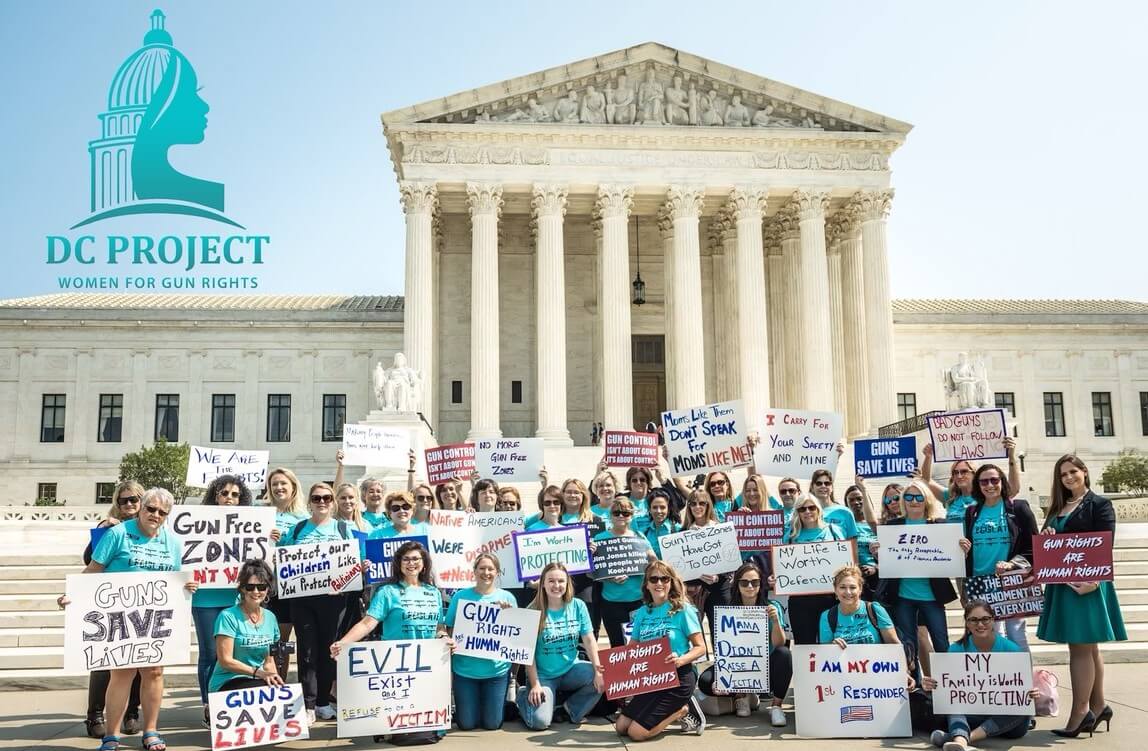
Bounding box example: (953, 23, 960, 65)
(469, 470, 481, 482)
(1068, 582, 1100, 595)
(995, 560, 1014, 575)
(596, 458, 608, 474)
(921, 675, 938, 691)
(56, 595, 70, 610)
(336, 449, 345, 466)
(330, 641, 345, 658)
(835, 442, 845, 457)
(528, 684, 546, 707)
(1003, 436, 1016, 458)
(922, 443, 933, 458)
(832, 638, 848, 650)
(958, 538, 972, 554)
(612, 575, 627, 585)
(270, 528, 282, 543)
(440, 633, 456, 652)
(1027, 688, 1041, 701)
(747, 431, 760, 449)
(700, 574, 718, 584)
(767, 574, 776, 590)
(539, 466, 549, 485)
(408, 449, 417, 472)
(906, 673, 917, 690)
(261, 668, 285, 687)
(854, 473, 865, 487)
(184, 581, 199, 594)
(869, 541, 881, 554)
(358, 560, 373, 574)
(767, 605, 779, 622)
(666, 651, 684, 668)
(1040, 526, 1057, 536)
(593, 668, 605, 694)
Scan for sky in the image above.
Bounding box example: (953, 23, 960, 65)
(1, 0, 1145, 301)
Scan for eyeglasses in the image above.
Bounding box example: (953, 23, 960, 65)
(883, 496, 901, 505)
(218, 490, 241, 499)
(116, 495, 140, 506)
(143, 505, 169, 517)
(688, 501, 708, 508)
(390, 503, 413, 512)
(737, 579, 761, 588)
(966, 616, 994, 625)
(978, 477, 1001, 486)
(953, 468, 972, 476)
(813, 480, 833, 487)
(400, 555, 423, 564)
(631, 478, 648, 485)
(708, 479, 727, 487)
(612, 510, 633, 517)
(797, 506, 818, 513)
(415, 494, 434, 502)
(542, 499, 563, 507)
(496, 501, 519, 509)
(647, 575, 671, 584)
(310, 494, 333, 503)
(242, 583, 269, 592)
(903, 493, 926, 503)
(779, 488, 799, 495)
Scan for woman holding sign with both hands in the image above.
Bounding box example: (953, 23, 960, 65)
(209, 560, 284, 693)
(592, 498, 656, 647)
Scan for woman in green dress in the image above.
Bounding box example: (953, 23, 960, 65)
(1037, 454, 1126, 737)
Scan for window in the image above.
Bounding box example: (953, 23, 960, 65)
(1043, 392, 1066, 437)
(322, 394, 346, 441)
(896, 393, 917, 421)
(97, 393, 123, 442)
(40, 394, 65, 442)
(267, 394, 292, 442)
(36, 483, 57, 503)
(451, 380, 463, 404)
(995, 392, 1016, 418)
(1141, 392, 1148, 436)
(511, 380, 523, 404)
(211, 394, 236, 442)
(155, 394, 180, 442)
(1092, 392, 1114, 437)
(96, 482, 115, 504)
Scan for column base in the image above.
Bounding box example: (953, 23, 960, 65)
(534, 429, 573, 448)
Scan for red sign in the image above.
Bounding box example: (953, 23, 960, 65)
(424, 442, 475, 485)
(728, 510, 786, 552)
(599, 637, 679, 700)
(1032, 531, 1114, 584)
(604, 431, 660, 467)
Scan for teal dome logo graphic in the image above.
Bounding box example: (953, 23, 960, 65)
(73, 9, 242, 229)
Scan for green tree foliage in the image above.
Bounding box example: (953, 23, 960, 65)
(118, 440, 192, 500)
(1100, 449, 1148, 496)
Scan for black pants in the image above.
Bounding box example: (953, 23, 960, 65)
(599, 598, 642, 647)
(219, 677, 268, 691)
(698, 645, 793, 700)
(787, 594, 837, 645)
(289, 594, 347, 709)
(702, 575, 733, 646)
(87, 670, 141, 718)
(589, 580, 604, 639)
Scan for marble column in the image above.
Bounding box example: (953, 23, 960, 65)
(728, 187, 769, 421)
(764, 224, 786, 408)
(70, 349, 92, 459)
(400, 181, 437, 420)
(665, 186, 706, 409)
(720, 209, 741, 401)
(533, 184, 572, 444)
(838, 209, 869, 437)
(466, 182, 504, 440)
(597, 185, 635, 430)
(777, 207, 801, 408)
(826, 218, 848, 422)
(658, 208, 677, 409)
(708, 219, 730, 401)
(12, 348, 36, 460)
(856, 189, 896, 432)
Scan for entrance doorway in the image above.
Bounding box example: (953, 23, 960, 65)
(631, 335, 666, 430)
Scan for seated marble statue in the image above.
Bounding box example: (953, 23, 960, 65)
(724, 95, 751, 127)
(664, 75, 690, 126)
(609, 74, 636, 124)
(580, 85, 607, 124)
(699, 93, 724, 126)
(554, 91, 580, 123)
(374, 353, 423, 412)
(637, 68, 664, 124)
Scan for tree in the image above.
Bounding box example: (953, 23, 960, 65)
(1100, 449, 1148, 496)
(119, 440, 192, 500)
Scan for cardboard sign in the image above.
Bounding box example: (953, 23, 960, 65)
(63, 571, 192, 673)
(168, 506, 275, 589)
(756, 409, 844, 480)
(930, 652, 1035, 716)
(424, 443, 475, 485)
(342, 424, 410, 468)
(363, 536, 429, 585)
(600, 637, 680, 700)
(427, 510, 524, 588)
(208, 683, 309, 750)
(512, 525, 593, 582)
(187, 446, 270, 490)
(792, 644, 912, 738)
(604, 431, 660, 467)
(336, 639, 452, 737)
(771, 540, 857, 595)
(854, 437, 918, 479)
(728, 510, 786, 552)
(661, 400, 753, 476)
(451, 601, 539, 664)
(876, 523, 966, 579)
(964, 572, 1044, 620)
(591, 536, 653, 580)
(274, 540, 362, 599)
(659, 523, 742, 578)
(713, 606, 771, 693)
(926, 409, 1007, 463)
(475, 437, 544, 483)
(1032, 531, 1114, 584)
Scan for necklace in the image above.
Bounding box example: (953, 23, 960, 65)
(243, 606, 261, 625)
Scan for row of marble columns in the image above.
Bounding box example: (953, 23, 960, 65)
(400, 181, 896, 443)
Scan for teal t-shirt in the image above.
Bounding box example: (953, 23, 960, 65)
(787, 524, 844, 544)
(898, 519, 934, 601)
(93, 519, 182, 573)
(589, 504, 613, 524)
(362, 510, 389, 529)
(948, 633, 1023, 653)
(855, 523, 878, 567)
(209, 605, 281, 692)
(713, 498, 734, 522)
(367, 582, 443, 640)
(282, 518, 346, 545)
(445, 588, 517, 679)
(630, 601, 702, 656)
(818, 601, 894, 645)
(273, 510, 308, 536)
(822, 505, 859, 539)
(592, 531, 649, 602)
(526, 518, 562, 532)
(945, 490, 975, 523)
(534, 599, 593, 680)
(368, 520, 430, 540)
(971, 502, 1010, 576)
(640, 520, 680, 559)
(628, 498, 649, 524)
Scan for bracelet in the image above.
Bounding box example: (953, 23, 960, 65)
(253, 667, 260, 678)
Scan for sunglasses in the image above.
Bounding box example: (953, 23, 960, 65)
(612, 510, 633, 517)
(708, 479, 727, 487)
(242, 583, 269, 592)
(797, 506, 818, 513)
(737, 579, 761, 588)
(688, 501, 709, 508)
(116, 495, 140, 506)
(415, 495, 433, 502)
(779, 488, 799, 495)
(144, 505, 169, 517)
(966, 616, 994, 625)
(883, 496, 901, 505)
(813, 480, 833, 487)
(218, 490, 241, 499)
(390, 503, 413, 512)
(903, 493, 926, 503)
(647, 575, 671, 584)
(310, 494, 333, 503)
(978, 477, 1001, 486)
(542, 500, 563, 507)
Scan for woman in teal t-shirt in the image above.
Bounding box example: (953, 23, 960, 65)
(781, 495, 845, 645)
(592, 498, 656, 647)
(210, 560, 283, 693)
(265, 467, 307, 680)
(527, 486, 565, 531)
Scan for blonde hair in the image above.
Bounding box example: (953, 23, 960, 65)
(267, 467, 306, 515)
(593, 469, 620, 498)
(682, 489, 717, 529)
(106, 480, 145, 522)
(560, 478, 593, 522)
(900, 479, 942, 520)
(788, 493, 825, 541)
(335, 483, 370, 532)
(833, 564, 865, 590)
(740, 474, 771, 511)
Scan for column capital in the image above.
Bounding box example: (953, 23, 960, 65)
(589, 213, 604, 239)
(466, 182, 504, 218)
(852, 188, 894, 222)
(727, 186, 768, 221)
(664, 185, 705, 219)
(656, 207, 674, 239)
(837, 206, 863, 236)
(791, 189, 830, 222)
(763, 220, 783, 253)
(399, 181, 438, 215)
(776, 203, 801, 240)
(595, 184, 634, 219)
(825, 215, 845, 251)
(531, 183, 568, 218)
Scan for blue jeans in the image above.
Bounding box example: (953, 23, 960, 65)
(892, 598, 950, 657)
(192, 605, 226, 705)
(452, 671, 510, 730)
(515, 660, 602, 730)
(949, 712, 1029, 740)
(997, 618, 1029, 651)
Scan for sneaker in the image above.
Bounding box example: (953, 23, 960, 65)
(122, 714, 140, 735)
(769, 705, 786, 727)
(943, 742, 977, 751)
(315, 704, 337, 720)
(931, 730, 950, 747)
(305, 709, 316, 725)
(748, 694, 761, 711)
(680, 695, 706, 735)
(734, 696, 751, 717)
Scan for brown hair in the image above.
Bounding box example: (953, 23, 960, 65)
(682, 489, 717, 529)
(641, 560, 689, 615)
(1045, 454, 1091, 527)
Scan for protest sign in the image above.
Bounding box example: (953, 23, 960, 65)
(659, 523, 742, 578)
(600, 637, 680, 700)
(186, 446, 270, 490)
(713, 606, 771, 693)
(341, 424, 410, 468)
(428, 510, 524, 588)
(875, 523, 965, 579)
(661, 400, 752, 475)
(1032, 531, 1114, 584)
(756, 409, 844, 480)
(423, 442, 475, 485)
(208, 683, 309, 750)
(513, 525, 593, 582)
(274, 539, 362, 599)
(771, 540, 857, 596)
(728, 510, 786, 552)
(364, 536, 429, 585)
(169, 506, 275, 589)
(792, 644, 912, 738)
(475, 437, 544, 483)
(926, 409, 1007, 463)
(964, 572, 1043, 620)
(854, 437, 917, 478)
(930, 652, 1035, 716)
(591, 535, 653, 580)
(63, 571, 192, 673)
(604, 431, 660, 467)
(451, 601, 539, 664)
(336, 639, 451, 737)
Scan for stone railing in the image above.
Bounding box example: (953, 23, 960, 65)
(0, 506, 107, 522)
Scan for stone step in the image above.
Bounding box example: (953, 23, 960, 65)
(0, 579, 68, 595)
(0, 554, 83, 568)
(0, 642, 197, 670)
(0, 594, 61, 612)
(0, 610, 62, 629)
(0, 565, 79, 581)
(1114, 547, 1148, 562)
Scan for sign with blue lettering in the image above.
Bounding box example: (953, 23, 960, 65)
(713, 606, 771, 692)
(451, 601, 539, 664)
(853, 436, 917, 478)
(336, 639, 451, 737)
(363, 536, 429, 585)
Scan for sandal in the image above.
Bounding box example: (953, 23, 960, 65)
(98, 736, 120, 751)
(140, 731, 166, 751)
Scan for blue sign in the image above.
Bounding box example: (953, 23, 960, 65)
(363, 535, 428, 585)
(853, 436, 917, 478)
(89, 525, 110, 551)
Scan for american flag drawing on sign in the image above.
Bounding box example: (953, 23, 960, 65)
(840, 705, 874, 723)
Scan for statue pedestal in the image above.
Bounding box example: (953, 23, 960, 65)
(354, 411, 437, 487)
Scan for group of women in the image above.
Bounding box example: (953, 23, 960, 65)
(63, 444, 1126, 751)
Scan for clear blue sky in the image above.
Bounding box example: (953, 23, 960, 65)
(1, 0, 1144, 301)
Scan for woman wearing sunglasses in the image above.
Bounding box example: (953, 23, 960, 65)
(264, 468, 307, 680)
(809, 468, 860, 540)
(209, 560, 284, 695)
(411, 483, 438, 524)
(369, 490, 430, 539)
(703, 471, 736, 522)
(528, 486, 566, 530)
(921, 437, 1020, 521)
(681, 489, 732, 644)
(592, 498, 655, 646)
(783, 495, 845, 645)
(844, 482, 881, 591)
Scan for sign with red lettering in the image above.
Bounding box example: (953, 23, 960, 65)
(963, 572, 1043, 620)
(427, 510, 525, 588)
(424, 442, 474, 485)
(1032, 531, 1114, 584)
(755, 408, 844, 480)
(336, 639, 452, 737)
(600, 637, 680, 699)
(728, 510, 786, 552)
(604, 430, 660, 467)
(208, 683, 309, 750)
(661, 400, 752, 476)
(926, 409, 1007, 463)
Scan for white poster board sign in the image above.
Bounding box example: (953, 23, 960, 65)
(452, 601, 539, 664)
(274, 540, 362, 599)
(876, 523, 966, 579)
(926, 409, 1008, 463)
(713, 606, 771, 693)
(342, 424, 410, 468)
(792, 644, 912, 738)
(771, 540, 857, 595)
(512, 525, 593, 582)
(428, 510, 525, 588)
(755, 409, 843, 480)
(64, 571, 192, 673)
(930, 652, 1035, 716)
(208, 683, 309, 750)
(336, 639, 452, 737)
(187, 446, 270, 490)
(661, 400, 753, 476)
(474, 437, 544, 483)
(169, 506, 275, 589)
(659, 523, 742, 578)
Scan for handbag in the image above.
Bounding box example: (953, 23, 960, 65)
(1033, 669, 1060, 717)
